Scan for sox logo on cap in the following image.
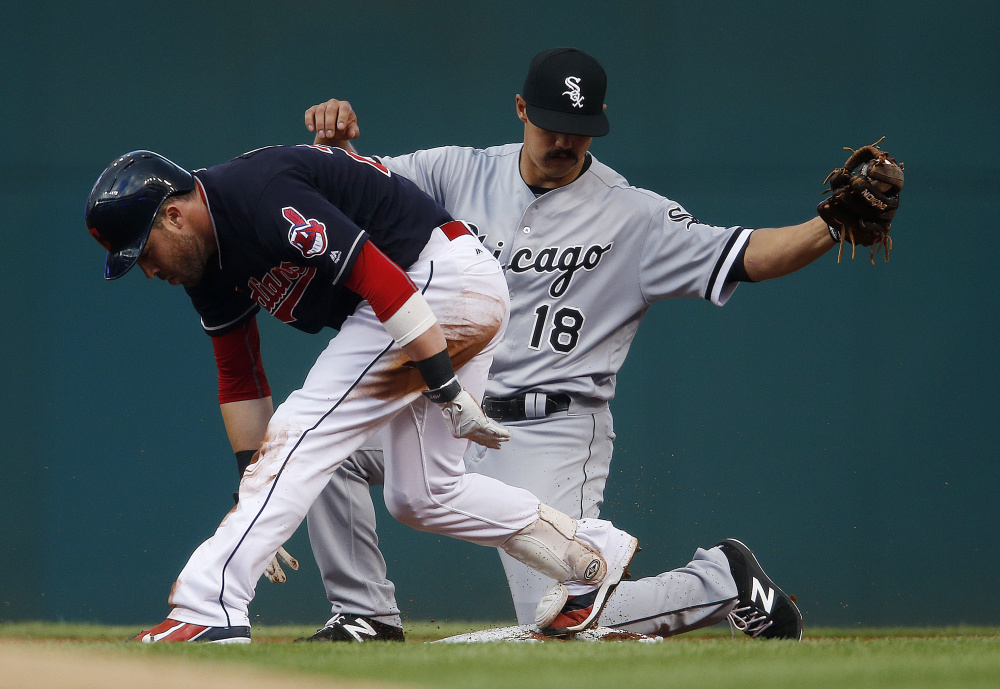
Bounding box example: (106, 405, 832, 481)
(563, 76, 584, 108)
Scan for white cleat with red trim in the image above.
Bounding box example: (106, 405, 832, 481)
(535, 525, 639, 638)
(134, 619, 251, 644)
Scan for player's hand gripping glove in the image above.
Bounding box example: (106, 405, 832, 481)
(817, 139, 904, 264)
(263, 546, 300, 584)
(423, 377, 511, 450)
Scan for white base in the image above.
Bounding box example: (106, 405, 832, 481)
(431, 624, 662, 644)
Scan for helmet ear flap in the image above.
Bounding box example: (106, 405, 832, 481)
(86, 150, 196, 280)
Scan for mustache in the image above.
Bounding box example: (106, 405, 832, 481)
(544, 150, 579, 163)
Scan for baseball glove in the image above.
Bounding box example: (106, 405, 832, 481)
(817, 139, 904, 264)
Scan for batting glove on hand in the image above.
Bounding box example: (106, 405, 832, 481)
(264, 546, 300, 584)
(441, 389, 511, 449)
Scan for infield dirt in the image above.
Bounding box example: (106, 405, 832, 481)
(0, 640, 401, 689)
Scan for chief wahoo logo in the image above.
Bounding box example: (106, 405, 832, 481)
(283, 206, 328, 258)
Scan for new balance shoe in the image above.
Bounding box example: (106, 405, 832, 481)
(716, 538, 804, 640)
(536, 526, 639, 637)
(295, 613, 405, 643)
(133, 619, 251, 644)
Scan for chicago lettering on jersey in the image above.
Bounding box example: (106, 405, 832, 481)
(248, 262, 317, 324)
(508, 242, 613, 298)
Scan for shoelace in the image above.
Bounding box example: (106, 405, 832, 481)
(322, 613, 350, 630)
(727, 605, 773, 639)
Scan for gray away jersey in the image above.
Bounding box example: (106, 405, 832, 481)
(379, 143, 751, 403)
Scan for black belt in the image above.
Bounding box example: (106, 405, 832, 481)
(482, 393, 571, 421)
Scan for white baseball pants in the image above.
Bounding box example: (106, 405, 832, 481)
(166, 229, 542, 628)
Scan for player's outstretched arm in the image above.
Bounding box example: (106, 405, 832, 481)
(305, 98, 360, 152)
(742, 216, 835, 281)
(748, 141, 904, 276)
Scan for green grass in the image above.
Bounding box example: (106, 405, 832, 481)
(2, 622, 998, 689)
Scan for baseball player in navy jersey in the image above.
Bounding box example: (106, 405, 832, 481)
(292, 48, 845, 642)
(85, 142, 640, 642)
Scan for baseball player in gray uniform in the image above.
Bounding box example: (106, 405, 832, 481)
(297, 48, 841, 642)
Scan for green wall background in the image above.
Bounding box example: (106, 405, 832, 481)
(2, 1, 997, 629)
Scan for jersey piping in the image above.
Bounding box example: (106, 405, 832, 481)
(578, 412, 599, 518)
(333, 232, 367, 284)
(705, 227, 753, 306)
(201, 304, 259, 334)
(608, 597, 737, 628)
(195, 177, 225, 272)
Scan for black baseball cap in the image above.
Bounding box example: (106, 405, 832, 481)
(521, 48, 609, 137)
(85, 150, 195, 280)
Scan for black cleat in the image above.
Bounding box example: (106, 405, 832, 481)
(716, 538, 804, 640)
(295, 614, 405, 643)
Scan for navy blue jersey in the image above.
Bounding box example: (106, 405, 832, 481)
(185, 145, 453, 335)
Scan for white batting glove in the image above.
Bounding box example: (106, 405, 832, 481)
(441, 389, 511, 449)
(264, 546, 300, 584)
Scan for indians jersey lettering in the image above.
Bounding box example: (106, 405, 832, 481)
(247, 262, 316, 324)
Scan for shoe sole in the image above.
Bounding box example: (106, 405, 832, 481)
(543, 532, 639, 636)
(205, 637, 251, 644)
(721, 538, 803, 641)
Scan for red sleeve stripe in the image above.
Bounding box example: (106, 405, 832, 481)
(212, 317, 272, 404)
(343, 240, 419, 322)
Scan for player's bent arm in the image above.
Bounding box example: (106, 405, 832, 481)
(344, 241, 509, 448)
(743, 216, 835, 281)
(398, 316, 510, 449)
(343, 241, 453, 388)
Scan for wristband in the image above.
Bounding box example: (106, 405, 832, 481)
(235, 450, 256, 477)
(422, 376, 463, 404)
(413, 349, 462, 403)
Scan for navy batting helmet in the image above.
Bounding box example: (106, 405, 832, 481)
(86, 150, 196, 280)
